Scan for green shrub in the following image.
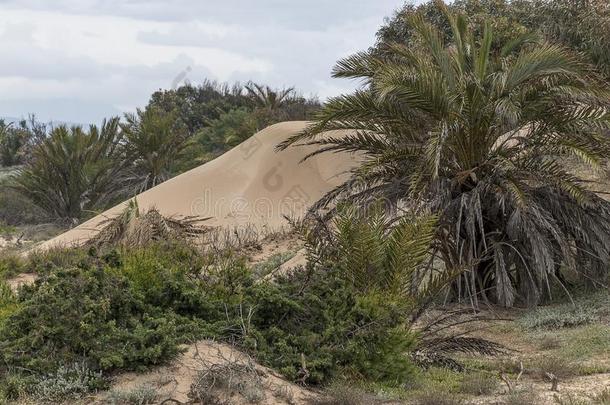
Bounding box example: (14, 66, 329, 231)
(0, 264, 183, 374)
(251, 251, 295, 279)
(245, 267, 417, 385)
(0, 253, 25, 279)
(0, 281, 18, 326)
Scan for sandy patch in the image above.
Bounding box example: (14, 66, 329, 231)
(97, 340, 321, 404)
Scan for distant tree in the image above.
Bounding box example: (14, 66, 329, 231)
(245, 83, 296, 111)
(375, 0, 610, 78)
(13, 118, 123, 221)
(0, 115, 48, 167)
(121, 107, 192, 192)
(197, 108, 259, 157)
(147, 80, 250, 134)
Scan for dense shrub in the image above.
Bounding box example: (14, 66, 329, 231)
(0, 183, 48, 225)
(0, 264, 183, 374)
(245, 267, 417, 385)
(0, 226, 426, 398)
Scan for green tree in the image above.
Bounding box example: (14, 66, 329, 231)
(121, 107, 191, 192)
(280, 7, 610, 307)
(376, 0, 610, 79)
(13, 118, 124, 221)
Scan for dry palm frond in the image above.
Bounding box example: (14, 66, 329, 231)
(88, 199, 210, 248)
(412, 308, 508, 371)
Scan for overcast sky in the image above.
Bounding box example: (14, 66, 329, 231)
(0, 0, 410, 124)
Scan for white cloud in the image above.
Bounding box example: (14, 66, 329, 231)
(0, 0, 408, 123)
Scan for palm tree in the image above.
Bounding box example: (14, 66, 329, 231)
(13, 118, 124, 221)
(121, 107, 191, 192)
(279, 6, 610, 307)
(245, 83, 295, 111)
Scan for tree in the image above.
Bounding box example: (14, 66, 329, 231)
(245, 83, 295, 111)
(376, 0, 610, 79)
(13, 118, 124, 221)
(0, 115, 47, 167)
(279, 6, 610, 307)
(121, 107, 192, 192)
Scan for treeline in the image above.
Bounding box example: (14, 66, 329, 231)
(376, 0, 610, 79)
(0, 81, 319, 224)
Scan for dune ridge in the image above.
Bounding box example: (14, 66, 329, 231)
(38, 121, 357, 249)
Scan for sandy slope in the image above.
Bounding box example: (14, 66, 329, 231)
(37, 121, 358, 250)
(97, 340, 321, 404)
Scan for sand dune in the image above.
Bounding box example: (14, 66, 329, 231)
(38, 121, 357, 249)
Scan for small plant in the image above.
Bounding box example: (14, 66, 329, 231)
(531, 356, 578, 380)
(189, 357, 265, 404)
(412, 390, 464, 405)
(251, 251, 295, 279)
(518, 304, 597, 330)
(591, 388, 610, 405)
(501, 385, 540, 405)
(554, 392, 591, 405)
(459, 372, 499, 396)
(314, 385, 384, 405)
(538, 335, 562, 350)
(273, 385, 296, 405)
(30, 363, 105, 402)
(106, 384, 158, 405)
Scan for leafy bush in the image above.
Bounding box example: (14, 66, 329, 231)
(246, 268, 417, 385)
(0, 263, 184, 374)
(0, 253, 25, 279)
(0, 281, 18, 326)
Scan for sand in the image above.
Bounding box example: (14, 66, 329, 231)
(37, 121, 358, 250)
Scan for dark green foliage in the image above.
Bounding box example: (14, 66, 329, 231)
(376, 0, 610, 79)
(0, 183, 49, 225)
(247, 268, 417, 385)
(121, 107, 192, 192)
(281, 5, 610, 307)
(196, 108, 259, 158)
(0, 115, 47, 168)
(0, 264, 182, 374)
(12, 118, 125, 221)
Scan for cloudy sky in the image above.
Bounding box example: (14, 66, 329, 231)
(0, 0, 409, 124)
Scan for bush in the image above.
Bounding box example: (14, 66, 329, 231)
(0, 253, 25, 279)
(0, 262, 184, 375)
(29, 363, 105, 403)
(518, 303, 598, 330)
(245, 267, 417, 385)
(0, 280, 18, 326)
(107, 384, 158, 405)
(0, 183, 48, 225)
(459, 372, 498, 396)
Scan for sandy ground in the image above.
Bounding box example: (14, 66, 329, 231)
(6, 273, 37, 292)
(35, 121, 359, 251)
(96, 340, 321, 404)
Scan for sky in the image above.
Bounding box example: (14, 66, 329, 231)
(0, 0, 410, 124)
